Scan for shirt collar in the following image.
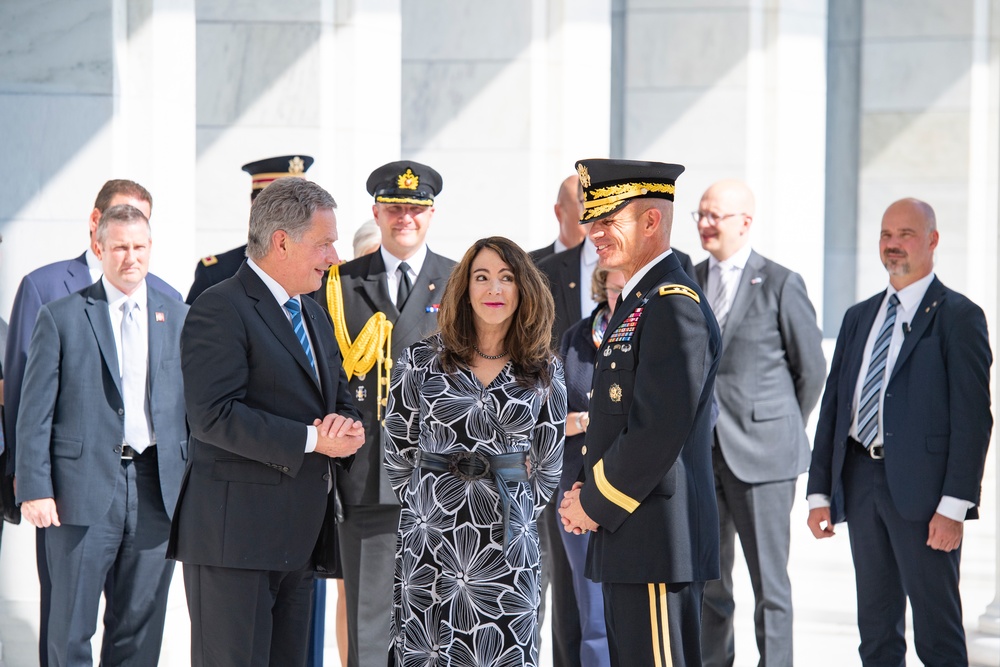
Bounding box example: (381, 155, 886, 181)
(887, 271, 935, 315)
(102, 276, 147, 311)
(85, 247, 103, 280)
(581, 238, 598, 267)
(380, 244, 427, 278)
(247, 257, 292, 307)
(553, 238, 569, 254)
(622, 249, 674, 300)
(708, 242, 753, 272)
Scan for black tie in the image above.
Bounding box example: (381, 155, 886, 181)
(396, 262, 412, 310)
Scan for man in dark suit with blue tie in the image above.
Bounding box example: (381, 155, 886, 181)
(807, 198, 992, 666)
(16, 203, 189, 666)
(169, 177, 364, 666)
(3, 179, 180, 667)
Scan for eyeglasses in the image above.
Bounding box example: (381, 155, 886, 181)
(691, 211, 745, 225)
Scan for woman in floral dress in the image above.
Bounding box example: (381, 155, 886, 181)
(383, 236, 566, 666)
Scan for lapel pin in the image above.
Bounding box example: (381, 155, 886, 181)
(155, 312, 165, 322)
(425, 304, 440, 313)
(429, 283, 436, 291)
(750, 277, 763, 285)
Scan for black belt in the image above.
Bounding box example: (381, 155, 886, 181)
(848, 436, 883, 460)
(121, 444, 156, 461)
(413, 450, 528, 556)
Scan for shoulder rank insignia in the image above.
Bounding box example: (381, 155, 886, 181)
(658, 284, 700, 302)
(200, 255, 219, 267)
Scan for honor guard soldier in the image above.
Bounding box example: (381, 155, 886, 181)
(559, 159, 722, 667)
(186, 154, 314, 304)
(314, 160, 456, 667)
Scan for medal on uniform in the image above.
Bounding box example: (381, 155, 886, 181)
(609, 383, 622, 402)
(603, 347, 612, 357)
(355, 386, 367, 402)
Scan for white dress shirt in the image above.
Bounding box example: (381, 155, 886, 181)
(579, 239, 599, 317)
(381, 244, 427, 302)
(706, 243, 752, 324)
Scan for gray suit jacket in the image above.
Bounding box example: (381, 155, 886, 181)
(695, 250, 825, 483)
(313, 249, 455, 506)
(14, 281, 189, 525)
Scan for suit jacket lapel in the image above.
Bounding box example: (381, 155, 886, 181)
(303, 298, 332, 396)
(362, 251, 396, 317)
(720, 250, 765, 349)
(239, 265, 322, 392)
(66, 252, 94, 294)
(556, 246, 583, 324)
(889, 278, 946, 383)
(145, 288, 168, 393)
(84, 282, 123, 397)
(845, 292, 886, 391)
(393, 251, 447, 347)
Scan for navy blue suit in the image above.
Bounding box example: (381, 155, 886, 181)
(3, 251, 180, 667)
(808, 276, 992, 666)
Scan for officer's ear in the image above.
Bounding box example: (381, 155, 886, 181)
(641, 205, 663, 236)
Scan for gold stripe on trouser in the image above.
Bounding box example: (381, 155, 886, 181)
(647, 583, 672, 667)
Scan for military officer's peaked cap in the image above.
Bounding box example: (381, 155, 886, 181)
(242, 155, 314, 199)
(575, 158, 685, 222)
(367, 160, 442, 207)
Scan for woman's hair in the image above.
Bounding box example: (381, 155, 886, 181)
(438, 236, 555, 390)
(591, 266, 612, 305)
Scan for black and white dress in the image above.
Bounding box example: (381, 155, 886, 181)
(383, 334, 566, 666)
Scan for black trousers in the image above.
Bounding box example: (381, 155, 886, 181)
(603, 581, 705, 667)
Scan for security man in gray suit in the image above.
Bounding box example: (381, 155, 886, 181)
(314, 160, 455, 667)
(693, 180, 826, 667)
(16, 204, 189, 667)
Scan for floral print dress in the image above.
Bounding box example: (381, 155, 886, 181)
(383, 334, 566, 666)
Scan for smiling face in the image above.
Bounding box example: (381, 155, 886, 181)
(468, 247, 519, 332)
(373, 202, 433, 260)
(282, 207, 341, 296)
(696, 180, 754, 261)
(588, 201, 669, 280)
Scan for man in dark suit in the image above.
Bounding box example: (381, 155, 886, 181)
(692, 180, 826, 667)
(169, 177, 364, 666)
(560, 159, 721, 667)
(313, 160, 455, 667)
(3, 179, 180, 667)
(530, 173, 588, 262)
(16, 204, 189, 666)
(807, 198, 992, 667)
(186, 154, 314, 304)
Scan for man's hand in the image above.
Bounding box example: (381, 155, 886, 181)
(22, 498, 60, 528)
(559, 482, 599, 535)
(927, 512, 963, 552)
(807, 507, 835, 539)
(313, 414, 365, 458)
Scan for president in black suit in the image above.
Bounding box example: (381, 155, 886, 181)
(807, 198, 992, 666)
(16, 204, 189, 666)
(560, 159, 721, 667)
(693, 180, 825, 667)
(3, 178, 180, 667)
(313, 160, 454, 667)
(169, 177, 364, 666)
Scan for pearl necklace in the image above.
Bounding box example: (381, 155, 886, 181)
(473, 345, 508, 360)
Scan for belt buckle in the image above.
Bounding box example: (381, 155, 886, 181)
(121, 445, 135, 460)
(448, 451, 491, 482)
(869, 444, 885, 460)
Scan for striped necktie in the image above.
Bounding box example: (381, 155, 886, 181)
(857, 294, 900, 447)
(285, 298, 316, 375)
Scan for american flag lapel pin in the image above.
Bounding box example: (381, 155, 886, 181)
(750, 277, 764, 285)
(155, 311, 166, 322)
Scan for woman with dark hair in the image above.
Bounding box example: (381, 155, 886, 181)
(383, 236, 566, 666)
(556, 265, 625, 667)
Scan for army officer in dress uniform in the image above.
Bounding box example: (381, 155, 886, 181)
(186, 155, 314, 304)
(559, 159, 722, 667)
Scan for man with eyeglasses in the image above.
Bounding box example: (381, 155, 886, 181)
(692, 180, 825, 667)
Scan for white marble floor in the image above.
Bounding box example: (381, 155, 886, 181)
(0, 462, 995, 667)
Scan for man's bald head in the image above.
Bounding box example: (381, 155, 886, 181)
(554, 174, 587, 249)
(696, 179, 755, 261)
(879, 197, 939, 289)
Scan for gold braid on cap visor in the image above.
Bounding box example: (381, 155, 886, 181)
(582, 182, 676, 221)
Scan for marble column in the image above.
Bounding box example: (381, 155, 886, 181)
(614, 0, 828, 313)
(398, 0, 612, 260)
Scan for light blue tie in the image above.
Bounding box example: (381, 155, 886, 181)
(121, 299, 152, 452)
(857, 294, 900, 448)
(285, 298, 316, 375)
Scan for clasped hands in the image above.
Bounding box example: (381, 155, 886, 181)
(313, 413, 365, 458)
(559, 481, 599, 535)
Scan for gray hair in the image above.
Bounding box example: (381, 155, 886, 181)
(95, 204, 151, 245)
(246, 178, 337, 260)
(352, 219, 381, 258)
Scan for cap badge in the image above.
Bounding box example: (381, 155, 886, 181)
(609, 383, 622, 403)
(577, 164, 591, 188)
(397, 168, 419, 190)
(288, 156, 305, 175)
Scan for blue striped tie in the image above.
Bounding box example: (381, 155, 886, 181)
(857, 294, 900, 447)
(285, 298, 316, 375)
